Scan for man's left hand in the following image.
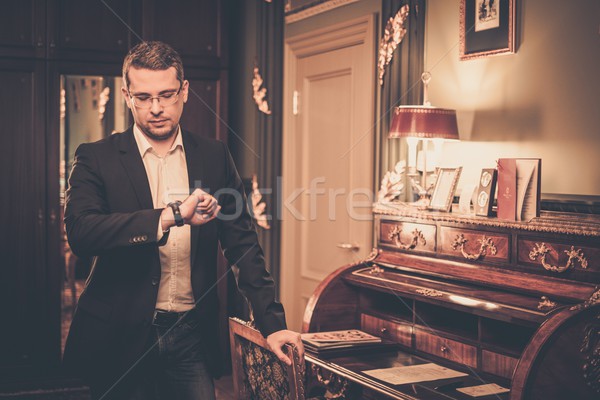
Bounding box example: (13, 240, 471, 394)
(266, 330, 304, 366)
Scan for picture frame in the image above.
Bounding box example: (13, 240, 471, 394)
(475, 168, 498, 216)
(430, 167, 462, 212)
(459, 0, 516, 61)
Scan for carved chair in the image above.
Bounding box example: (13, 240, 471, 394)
(229, 317, 308, 400)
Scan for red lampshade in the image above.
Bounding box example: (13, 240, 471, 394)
(389, 106, 459, 140)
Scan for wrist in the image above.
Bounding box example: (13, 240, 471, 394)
(167, 201, 184, 227)
(160, 207, 175, 231)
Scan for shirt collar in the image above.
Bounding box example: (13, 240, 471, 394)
(133, 124, 183, 157)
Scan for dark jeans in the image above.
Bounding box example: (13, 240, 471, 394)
(92, 312, 216, 400)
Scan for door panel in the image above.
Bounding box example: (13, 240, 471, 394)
(0, 59, 47, 369)
(282, 15, 375, 331)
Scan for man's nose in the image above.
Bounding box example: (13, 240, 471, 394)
(150, 98, 163, 114)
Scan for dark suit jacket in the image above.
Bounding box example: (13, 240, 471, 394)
(63, 126, 285, 385)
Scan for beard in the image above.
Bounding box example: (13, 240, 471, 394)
(141, 123, 179, 141)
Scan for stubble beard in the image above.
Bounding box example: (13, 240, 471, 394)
(141, 123, 179, 142)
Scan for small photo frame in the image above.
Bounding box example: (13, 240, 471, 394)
(459, 0, 516, 61)
(475, 168, 498, 216)
(430, 167, 462, 212)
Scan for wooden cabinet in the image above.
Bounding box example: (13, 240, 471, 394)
(304, 207, 600, 399)
(142, 0, 222, 68)
(0, 0, 230, 382)
(0, 0, 46, 58)
(52, 0, 140, 63)
(0, 58, 54, 370)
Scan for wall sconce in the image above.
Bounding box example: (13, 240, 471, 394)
(388, 72, 459, 203)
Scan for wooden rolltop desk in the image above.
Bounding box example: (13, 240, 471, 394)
(302, 205, 600, 399)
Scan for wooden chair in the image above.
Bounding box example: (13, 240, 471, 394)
(229, 317, 307, 400)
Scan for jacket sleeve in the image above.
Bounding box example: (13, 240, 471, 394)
(216, 142, 287, 337)
(64, 143, 166, 257)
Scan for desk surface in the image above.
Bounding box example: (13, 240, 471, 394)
(306, 347, 510, 400)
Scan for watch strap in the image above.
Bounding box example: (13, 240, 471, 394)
(167, 201, 184, 227)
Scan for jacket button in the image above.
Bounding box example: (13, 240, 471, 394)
(151, 278, 159, 286)
(141, 235, 148, 241)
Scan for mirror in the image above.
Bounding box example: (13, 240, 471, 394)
(60, 75, 130, 353)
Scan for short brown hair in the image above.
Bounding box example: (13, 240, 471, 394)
(122, 41, 184, 88)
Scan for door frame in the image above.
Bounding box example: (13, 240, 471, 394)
(281, 14, 376, 331)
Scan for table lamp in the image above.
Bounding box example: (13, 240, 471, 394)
(388, 72, 459, 203)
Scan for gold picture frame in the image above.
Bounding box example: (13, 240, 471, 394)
(430, 167, 462, 212)
(459, 0, 516, 61)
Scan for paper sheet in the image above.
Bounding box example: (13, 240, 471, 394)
(362, 363, 468, 385)
(456, 383, 510, 397)
(516, 159, 539, 221)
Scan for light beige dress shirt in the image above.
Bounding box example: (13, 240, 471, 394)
(133, 125, 195, 312)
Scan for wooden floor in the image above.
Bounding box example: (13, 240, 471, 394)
(61, 279, 236, 399)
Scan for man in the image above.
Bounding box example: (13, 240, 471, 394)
(63, 41, 302, 399)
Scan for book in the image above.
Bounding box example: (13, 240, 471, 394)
(301, 329, 382, 351)
(497, 158, 541, 221)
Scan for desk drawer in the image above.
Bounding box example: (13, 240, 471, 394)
(415, 328, 477, 368)
(440, 227, 509, 263)
(379, 220, 436, 253)
(517, 236, 600, 279)
(361, 314, 412, 347)
(482, 350, 518, 379)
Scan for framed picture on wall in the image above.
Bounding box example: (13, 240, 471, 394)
(430, 167, 462, 212)
(459, 0, 516, 60)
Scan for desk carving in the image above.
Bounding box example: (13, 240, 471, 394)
(451, 233, 497, 261)
(388, 225, 426, 250)
(303, 207, 600, 400)
(529, 242, 588, 273)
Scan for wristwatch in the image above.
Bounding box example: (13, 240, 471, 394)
(167, 201, 184, 227)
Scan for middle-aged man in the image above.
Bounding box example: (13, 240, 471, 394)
(63, 41, 302, 399)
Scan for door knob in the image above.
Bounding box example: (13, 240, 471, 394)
(336, 243, 360, 252)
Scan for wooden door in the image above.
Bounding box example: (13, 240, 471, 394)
(281, 15, 376, 331)
(0, 58, 52, 372)
(54, 0, 139, 63)
(0, 0, 46, 59)
(142, 0, 221, 69)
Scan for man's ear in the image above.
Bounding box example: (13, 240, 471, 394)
(182, 80, 189, 104)
(121, 85, 133, 110)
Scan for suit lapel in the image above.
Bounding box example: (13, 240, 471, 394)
(117, 127, 154, 210)
(182, 130, 211, 268)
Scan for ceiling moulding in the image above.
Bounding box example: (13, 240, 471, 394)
(285, 0, 359, 24)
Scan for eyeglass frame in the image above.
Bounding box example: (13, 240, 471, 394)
(127, 83, 183, 109)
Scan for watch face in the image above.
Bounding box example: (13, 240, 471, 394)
(478, 191, 489, 208)
(480, 171, 492, 187)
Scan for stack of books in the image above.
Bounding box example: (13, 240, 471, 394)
(301, 329, 383, 354)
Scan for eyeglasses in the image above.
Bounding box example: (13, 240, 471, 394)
(128, 86, 182, 109)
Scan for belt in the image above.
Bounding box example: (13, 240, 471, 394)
(152, 308, 195, 328)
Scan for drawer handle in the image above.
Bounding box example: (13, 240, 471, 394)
(451, 234, 497, 261)
(528, 243, 588, 273)
(380, 327, 388, 335)
(388, 226, 426, 250)
(440, 345, 448, 353)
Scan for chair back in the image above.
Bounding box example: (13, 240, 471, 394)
(229, 317, 306, 400)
